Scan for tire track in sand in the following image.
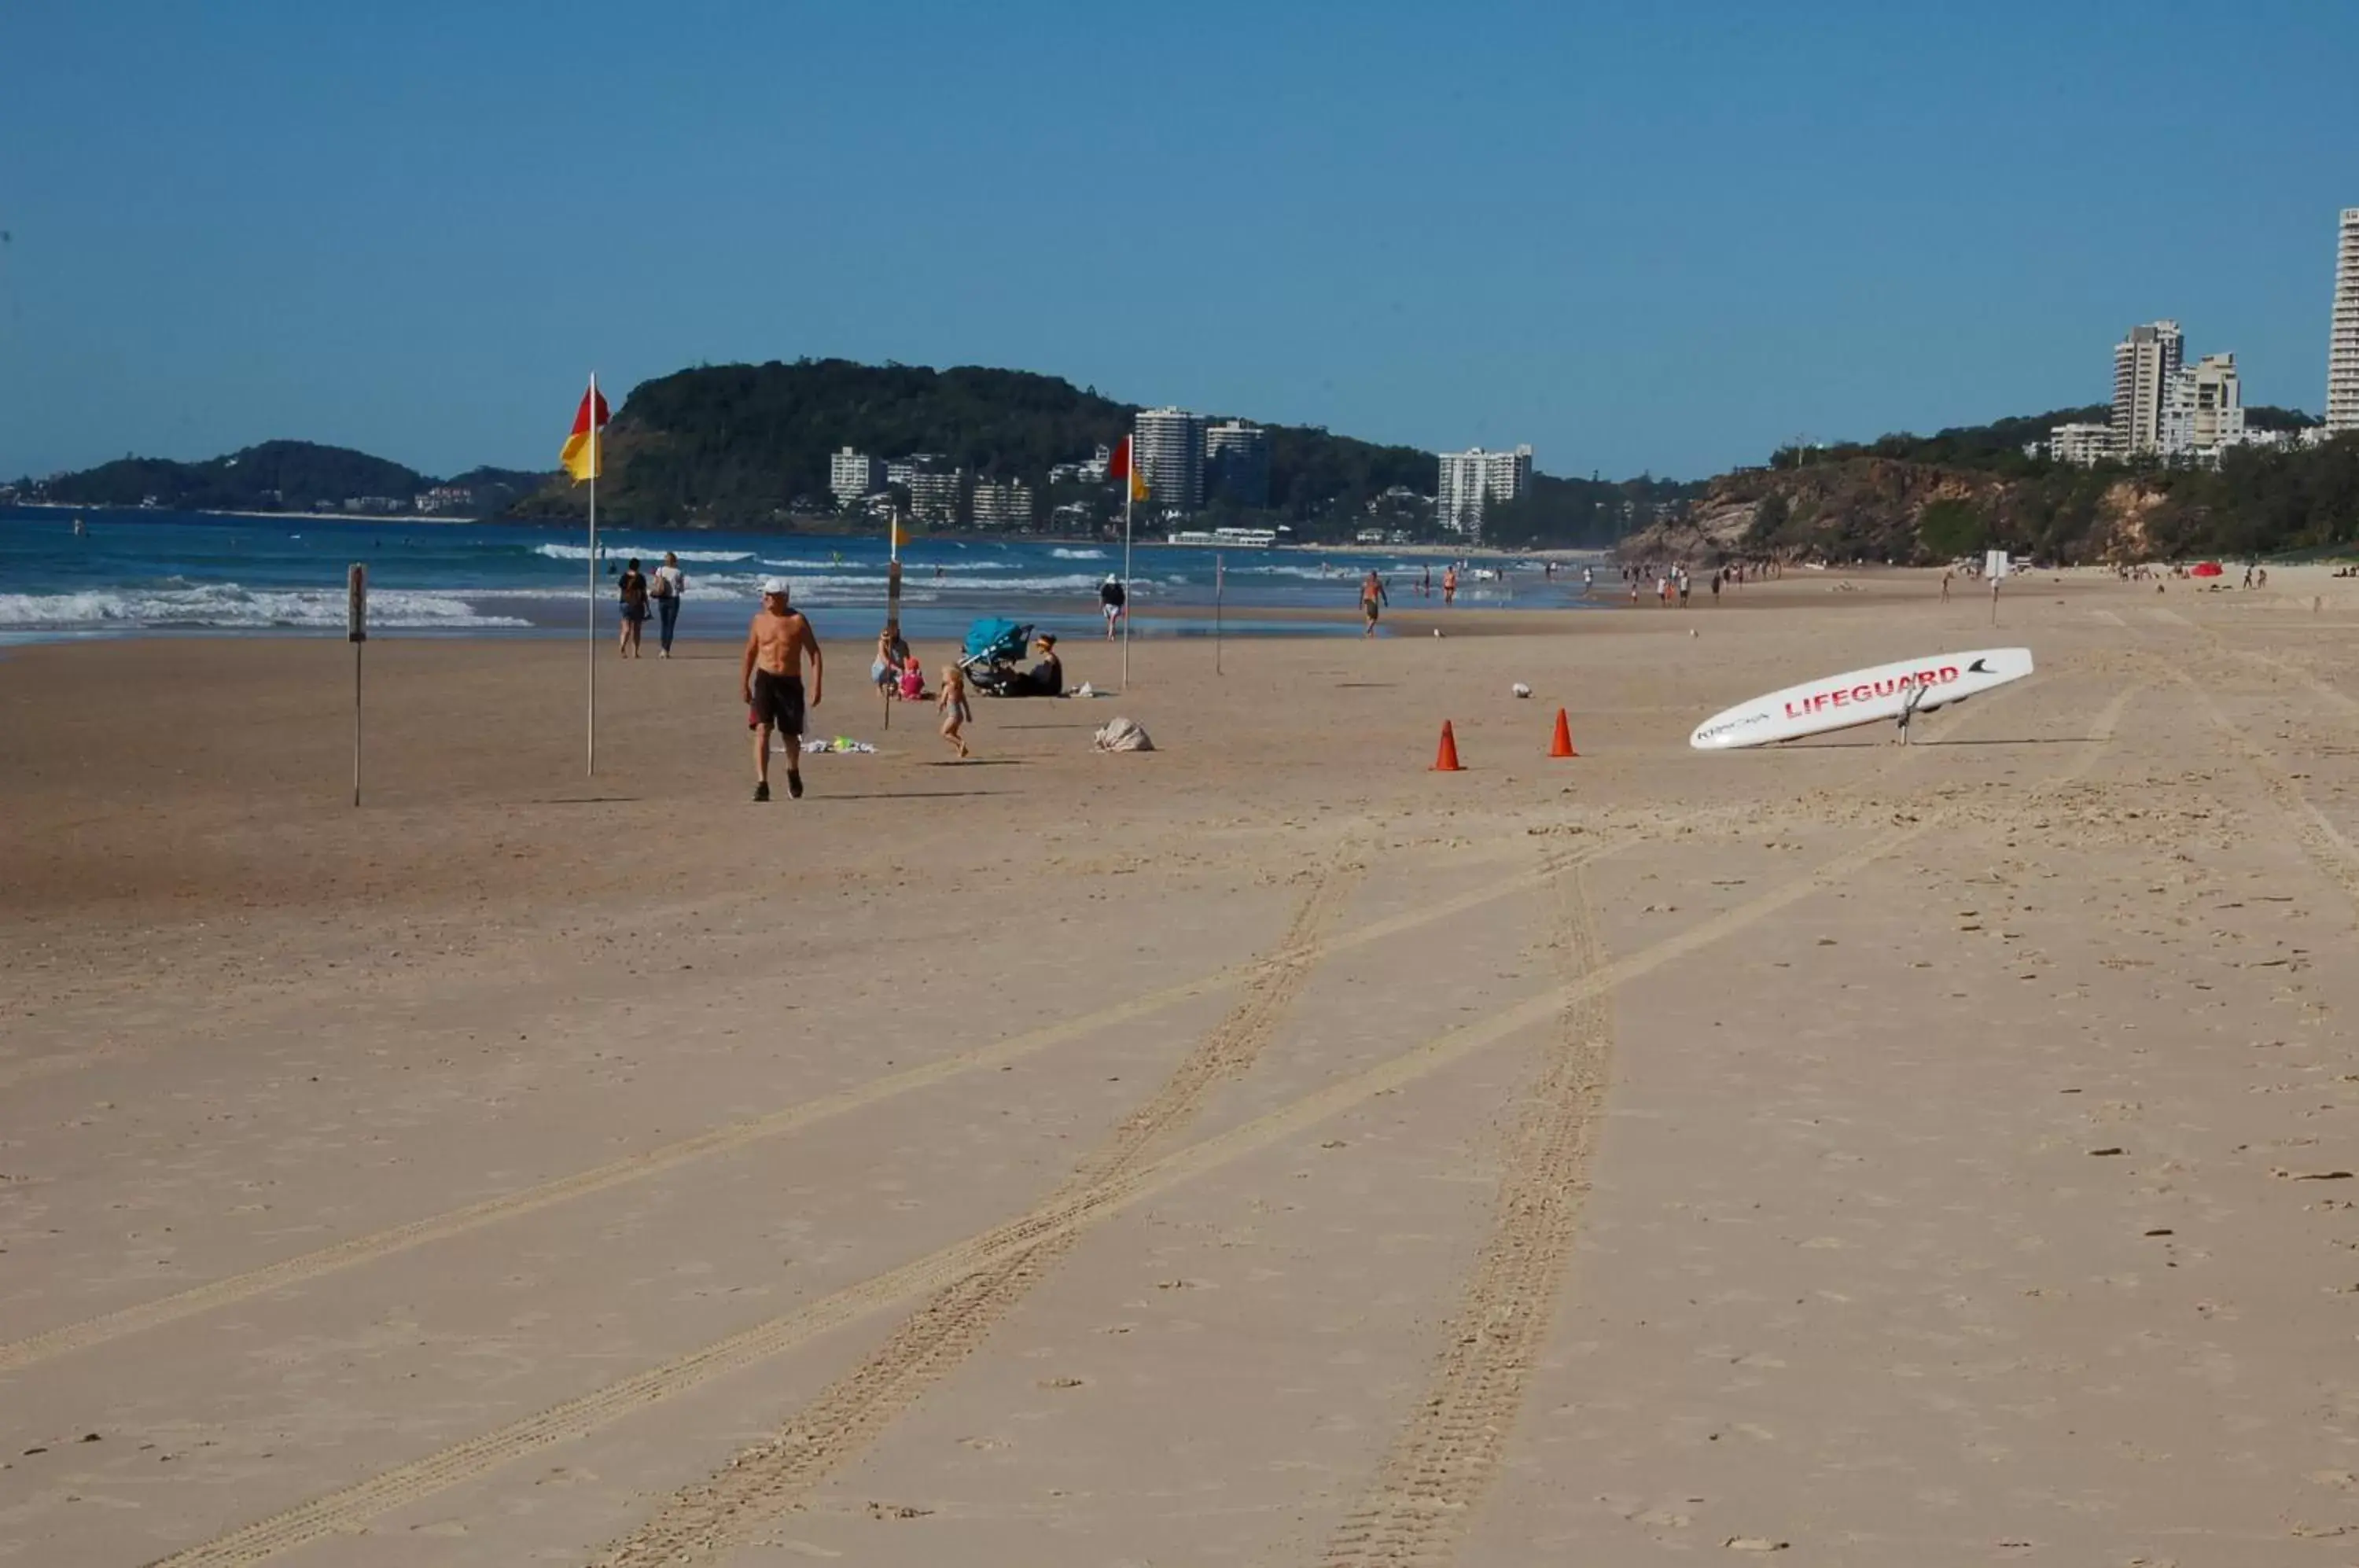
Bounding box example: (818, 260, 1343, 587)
(584, 848, 1367, 1566)
(1311, 678, 2139, 1568)
(3, 844, 1558, 1377)
(1320, 857, 1614, 1568)
(142, 692, 2132, 1568)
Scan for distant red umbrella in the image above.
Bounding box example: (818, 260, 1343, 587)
(2191, 561, 2223, 577)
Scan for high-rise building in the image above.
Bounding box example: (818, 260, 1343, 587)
(1435, 445, 1533, 537)
(885, 453, 946, 490)
(830, 447, 885, 504)
(1204, 420, 1271, 508)
(906, 467, 969, 525)
(2331, 208, 2359, 433)
(1133, 407, 1207, 513)
(970, 477, 1035, 528)
(2160, 353, 2244, 460)
(2112, 321, 2184, 457)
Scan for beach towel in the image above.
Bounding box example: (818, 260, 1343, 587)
(1092, 717, 1154, 753)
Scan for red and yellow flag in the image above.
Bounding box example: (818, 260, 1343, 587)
(559, 381, 609, 483)
(1107, 435, 1148, 502)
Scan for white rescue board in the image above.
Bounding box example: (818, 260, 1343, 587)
(1690, 647, 2034, 749)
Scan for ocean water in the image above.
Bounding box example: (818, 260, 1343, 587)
(0, 508, 1607, 646)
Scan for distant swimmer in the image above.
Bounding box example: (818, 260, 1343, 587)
(742, 577, 822, 802)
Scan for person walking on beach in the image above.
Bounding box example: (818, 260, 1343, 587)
(1941, 568, 1952, 602)
(651, 550, 686, 657)
(1443, 565, 1459, 605)
(1677, 568, 1691, 608)
(938, 661, 972, 759)
(742, 578, 822, 802)
(1099, 573, 1126, 640)
(617, 558, 650, 657)
(1420, 564, 1431, 598)
(1360, 569, 1389, 637)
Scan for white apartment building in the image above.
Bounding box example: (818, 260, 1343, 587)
(830, 447, 885, 504)
(2112, 320, 2184, 457)
(1435, 444, 1533, 537)
(970, 478, 1035, 528)
(2047, 422, 2118, 467)
(1204, 420, 1271, 508)
(2160, 352, 2244, 460)
(1134, 407, 1207, 513)
(885, 454, 946, 490)
(2331, 208, 2359, 433)
(1049, 445, 1110, 486)
(906, 467, 968, 525)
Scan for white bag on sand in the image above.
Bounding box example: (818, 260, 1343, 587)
(1093, 716, 1154, 753)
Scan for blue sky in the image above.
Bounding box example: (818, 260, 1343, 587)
(4, 0, 2354, 481)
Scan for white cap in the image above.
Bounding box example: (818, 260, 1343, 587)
(760, 576, 790, 600)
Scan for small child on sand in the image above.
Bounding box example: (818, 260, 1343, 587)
(938, 663, 972, 759)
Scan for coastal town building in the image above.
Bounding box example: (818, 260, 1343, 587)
(2112, 320, 2184, 458)
(830, 447, 885, 504)
(2331, 208, 2359, 433)
(1049, 445, 1111, 486)
(1204, 420, 1271, 508)
(970, 477, 1035, 528)
(2159, 353, 2244, 462)
(1133, 407, 1207, 513)
(413, 485, 476, 513)
(885, 454, 946, 490)
(905, 466, 968, 525)
(2046, 422, 2118, 467)
(1434, 444, 1533, 536)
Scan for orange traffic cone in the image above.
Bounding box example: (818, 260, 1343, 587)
(1548, 708, 1577, 758)
(1432, 720, 1463, 771)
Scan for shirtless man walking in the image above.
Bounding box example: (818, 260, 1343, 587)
(741, 578, 823, 801)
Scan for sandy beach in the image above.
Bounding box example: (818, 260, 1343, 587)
(6, 567, 2359, 1566)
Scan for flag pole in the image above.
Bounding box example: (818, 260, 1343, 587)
(586, 371, 598, 776)
(1121, 441, 1133, 690)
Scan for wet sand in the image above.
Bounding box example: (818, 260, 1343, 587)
(6, 569, 2359, 1565)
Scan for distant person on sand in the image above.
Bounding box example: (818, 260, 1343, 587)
(742, 578, 822, 802)
(872, 625, 903, 696)
(1099, 573, 1126, 640)
(617, 558, 650, 657)
(651, 551, 686, 657)
(938, 661, 972, 758)
(1361, 569, 1388, 637)
(1941, 568, 1952, 602)
(1443, 565, 1458, 605)
(1421, 564, 1431, 598)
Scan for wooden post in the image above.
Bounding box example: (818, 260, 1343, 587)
(347, 563, 367, 806)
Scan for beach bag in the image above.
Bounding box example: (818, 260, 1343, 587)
(1093, 716, 1154, 753)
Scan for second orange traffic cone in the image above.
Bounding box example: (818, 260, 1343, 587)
(1432, 720, 1463, 771)
(1548, 708, 1577, 758)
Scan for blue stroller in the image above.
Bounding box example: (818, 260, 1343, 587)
(959, 617, 1036, 698)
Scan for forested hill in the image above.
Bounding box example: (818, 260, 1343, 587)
(506, 359, 1442, 530)
(1620, 405, 2357, 565)
(26, 440, 548, 516)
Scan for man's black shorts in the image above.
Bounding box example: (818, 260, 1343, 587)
(748, 671, 804, 734)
